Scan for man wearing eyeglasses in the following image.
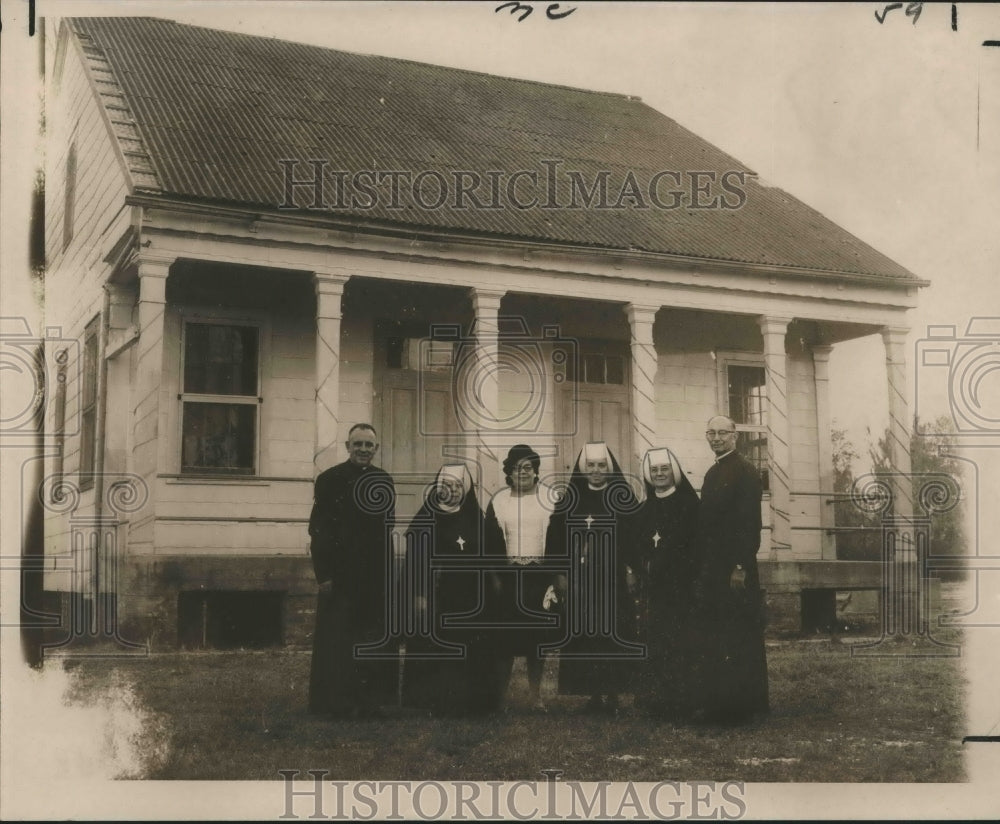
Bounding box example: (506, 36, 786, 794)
(696, 415, 769, 724)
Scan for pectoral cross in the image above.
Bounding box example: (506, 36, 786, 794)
(652, 530, 661, 548)
(456, 536, 466, 551)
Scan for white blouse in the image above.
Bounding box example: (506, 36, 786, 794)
(489, 484, 556, 564)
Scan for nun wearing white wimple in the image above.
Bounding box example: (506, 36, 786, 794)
(544, 441, 640, 715)
(401, 463, 499, 716)
(629, 447, 701, 721)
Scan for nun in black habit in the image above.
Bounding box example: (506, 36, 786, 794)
(545, 442, 642, 714)
(401, 464, 499, 716)
(629, 447, 701, 720)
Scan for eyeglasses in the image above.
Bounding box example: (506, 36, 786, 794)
(705, 430, 736, 438)
(515, 466, 537, 474)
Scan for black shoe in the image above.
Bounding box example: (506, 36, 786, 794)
(583, 695, 605, 714)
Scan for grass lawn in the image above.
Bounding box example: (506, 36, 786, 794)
(62, 632, 965, 783)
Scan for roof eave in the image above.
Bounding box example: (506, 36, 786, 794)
(126, 192, 930, 290)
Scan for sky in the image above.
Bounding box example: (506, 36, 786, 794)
(2, 1, 1000, 818)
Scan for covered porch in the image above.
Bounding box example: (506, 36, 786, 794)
(100, 203, 919, 641)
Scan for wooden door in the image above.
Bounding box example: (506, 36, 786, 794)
(555, 383, 632, 475)
(375, 323, 461, 523)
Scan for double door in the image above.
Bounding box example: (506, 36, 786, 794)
(376, 324, 633, 521)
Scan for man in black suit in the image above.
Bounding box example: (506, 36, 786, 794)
(308, 423, 396, 717)
(696, 415, 769, 723)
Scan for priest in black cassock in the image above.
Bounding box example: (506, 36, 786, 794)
(307, 423, 397, 718)
(401, 463, 500, 715)
(545, 442, 641, 715)
(696, 415, 769, 723)
(629, 447, 701, 721)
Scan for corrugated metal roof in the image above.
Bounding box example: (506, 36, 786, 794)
(69, 16, 921, 283)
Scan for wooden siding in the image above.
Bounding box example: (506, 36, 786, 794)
(149, 272, 316, 555)
(338, 312, 376, 449)
(42, 32, 133, 588)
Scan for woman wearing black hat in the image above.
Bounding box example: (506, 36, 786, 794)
(401, 463, 498, 715)
(484, 444, 558, 711)
(545, 442, 641, 714)
(629, 447, 701, 720)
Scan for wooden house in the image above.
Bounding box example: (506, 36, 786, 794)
(41, 16, 925, 647)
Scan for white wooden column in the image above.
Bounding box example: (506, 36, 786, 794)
(468, 288, 506, 493)
(881, 326, 914, 519)
(812, 343, 837, 560)
(758, 315, 793, 558)
(625, 304, 659, 473)
(130, 254, 172, 553)
(870, 326, 920, 648)
(313, 273, 349, 474)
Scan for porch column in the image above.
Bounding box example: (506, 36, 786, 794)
(812, 343, 837, 560)
(881, 326, 914, 518)
(130, 254, 172, 553)
(625, 304, 659, 473)
(468, 288, 506, 494)
(313, 273, 349, 474)
(758, 315, 793, 559)
(855, 325, 923, 651)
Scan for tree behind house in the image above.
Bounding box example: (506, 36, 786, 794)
(831, 428, 881, 561)
(832, 417, 967, 579)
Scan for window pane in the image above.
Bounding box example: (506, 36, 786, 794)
(737, 431, 769, 491)
(728, 365, 766, 426)
(80, 409, 96, 479)
(563, 348, 577, 382)
(605, 355, 625, 385)
(583, 354, 603, 384)
(184, 324, 258, 395)
(79, 318, 100, 488)
(182, 402, 256, 474)
(82, 323, 99, 409)
(408, 338, 453, 372)
(386, 336, 404, 369)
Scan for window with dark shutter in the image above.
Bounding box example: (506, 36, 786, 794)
(79, 316, 99, 489)
(63, 143, 77, 251)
